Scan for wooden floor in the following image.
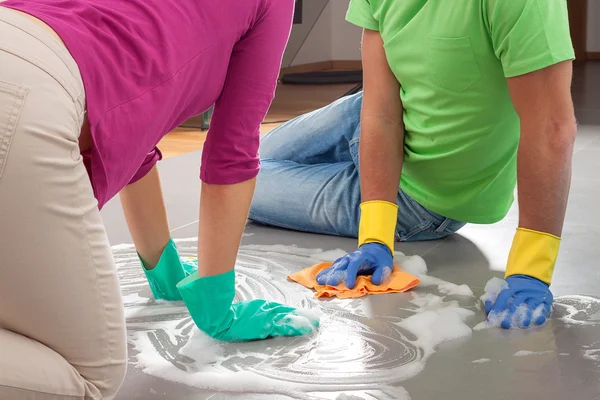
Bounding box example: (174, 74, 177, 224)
(158, 83, 356, 158)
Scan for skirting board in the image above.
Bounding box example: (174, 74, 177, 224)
(280, 60, 362, 77)
(586, 52, 600, 60)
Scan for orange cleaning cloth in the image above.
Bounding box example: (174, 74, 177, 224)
(288, 262, 420, 299)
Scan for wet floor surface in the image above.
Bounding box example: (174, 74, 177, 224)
(102, 63, 600, 400)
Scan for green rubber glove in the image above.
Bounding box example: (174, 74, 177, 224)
(139, 238, 197, 301)
(176, 270, 320, 342)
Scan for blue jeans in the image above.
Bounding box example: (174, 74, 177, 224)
(249, 92, 466, 242)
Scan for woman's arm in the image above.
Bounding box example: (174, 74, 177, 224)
(196, 1, 294, 273)
(120, 165, 171, 268)
(173, 1, 321, 342)
(196, 179, 255, 277)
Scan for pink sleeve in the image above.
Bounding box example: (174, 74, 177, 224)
(200, 0, 294, 184)
(128, 147, 162, 185)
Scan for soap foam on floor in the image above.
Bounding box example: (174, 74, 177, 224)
(513, 350, 554, 357)
(398, 293, 475, 356)
(583, 349, 600, 362)
(333, 388, 411, 400)
(553, 295, 600, 326)
(396, 254, 474, 297)
(121, 240, 414, 397)
(120, 239, 594, 398)
(472, 358, 491, 363)
(179, 328, 224, 364)
(474, 277, 510, 331)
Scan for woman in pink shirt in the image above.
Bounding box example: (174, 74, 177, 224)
(0, 1, 317, 398)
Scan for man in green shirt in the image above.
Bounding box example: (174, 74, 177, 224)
(249, 0, 576, 329)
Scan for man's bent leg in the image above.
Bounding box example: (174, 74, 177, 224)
(252, 90, 465, 240)
(260, 92, 363, 163)
(250, 160, 362, 237)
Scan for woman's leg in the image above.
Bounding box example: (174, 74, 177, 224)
(0, 12, 126, 400)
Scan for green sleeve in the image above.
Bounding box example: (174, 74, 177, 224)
(486, 0, 574, 78)
(346, 0, 379, 31)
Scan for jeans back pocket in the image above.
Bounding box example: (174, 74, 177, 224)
(428, 36, 481, 92)
(0, 81, 27, 180)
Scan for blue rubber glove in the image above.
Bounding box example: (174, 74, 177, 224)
(316, 243, 393, 289)
(485, 275, 553, 329)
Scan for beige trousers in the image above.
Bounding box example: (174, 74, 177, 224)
(0, 8, 127, 400)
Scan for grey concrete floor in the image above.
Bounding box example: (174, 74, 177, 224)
(103, 63, 600, 400)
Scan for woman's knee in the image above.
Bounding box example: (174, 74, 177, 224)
(0, 328, 126, 400)
(93, 357, 127, 400)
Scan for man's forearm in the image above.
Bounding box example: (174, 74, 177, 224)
(359, 114, 404, 203)
(359, 29, 404, 204)
(506, 61, 577, 237)
(196, 179, 255, 278)
(517, 123, 576, 237)
(120, 165, 171, 268)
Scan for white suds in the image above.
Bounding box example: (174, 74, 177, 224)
(553, 295, 600, 326)
(334, 388, 412, 400)
(436, 282, 475, 297)
(479, 277, 508, 306)
(395, 254, 428, 276)
(120, 239, 600, 400)
(513, 350, 554, 357)
(395, 254, 474, 297)
(132, 328, 312, 399)
(122, 242, 413, 397)
(398, 293, 475, 356)
(111, 243, 136, 250)
(179, 329, 224, 363)
(474, 278, 511, 330)
(583, 349, 600, 361)
(473, 322, 491, 331)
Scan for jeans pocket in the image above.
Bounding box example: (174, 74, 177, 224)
(0, 81, 27, 181)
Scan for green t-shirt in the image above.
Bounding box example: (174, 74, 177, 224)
(347, 0, 574, 223)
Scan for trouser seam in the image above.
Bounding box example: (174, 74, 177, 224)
(397, 221, 433, 242)
(0, 84, 27, 180)
(435, 217, 452, 233)
(76, 164, 114, 388)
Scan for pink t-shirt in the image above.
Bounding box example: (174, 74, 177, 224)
(1, 0, 294, 209)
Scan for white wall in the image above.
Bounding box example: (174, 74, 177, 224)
(282, 0, 362, 67)
(331, 0, 363, 60)
(587, 0, 600, 51)
(290, 2, 333, 65)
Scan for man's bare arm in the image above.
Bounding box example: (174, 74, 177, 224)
(360, 29, 404, 203)
(506, 61, 577, 237)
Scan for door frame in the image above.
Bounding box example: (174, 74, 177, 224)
(568, 0, 588, 61)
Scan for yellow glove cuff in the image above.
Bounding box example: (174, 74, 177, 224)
(358, 200, 398, 255)
(505, 228, 561, 285)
